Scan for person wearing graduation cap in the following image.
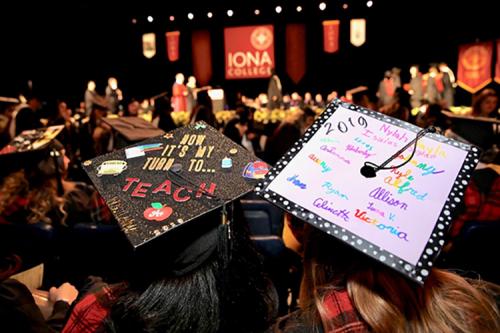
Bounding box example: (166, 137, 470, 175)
(0, 132, 112, 227)
(260, 100, 500, 333)
(63, 123, 278, 333)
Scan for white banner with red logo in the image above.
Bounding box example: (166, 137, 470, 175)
(323, 20, 340, 53)
(166, 31, 180, 62)
(457, 41, 493, 93)
(350, 19, 366, 47)
(142, 33, 156, 59)
(224, 25, 275, 79)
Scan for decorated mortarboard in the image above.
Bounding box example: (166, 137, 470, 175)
(256, 99, 480, 284)
(0, 125, 64, 158)
(82, 121, 270, 248)
(102, 116, 165, 147)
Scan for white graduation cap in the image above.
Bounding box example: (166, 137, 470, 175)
(256, 99, 480, 284)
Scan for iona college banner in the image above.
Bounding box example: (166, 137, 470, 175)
(224, 25, 275, 79)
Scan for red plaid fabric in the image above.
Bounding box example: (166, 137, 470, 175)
(0, 196, 28, 224)
(89, 192, 113, 224)
(450, 176, 500, 238)
(322, 290, 369, 333)
(62, 287, 113, 333)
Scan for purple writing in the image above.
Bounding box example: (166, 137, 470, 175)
(368, 187, 408, 210)
(367, 202, 385, 217)
(360, 129, 398, 148)
(379, 124, 410, 143)
(345, 144, 375, 159)
(313, 198, 350, 222)
(286, 175, 307, 189)
(320, 145, 351, 165)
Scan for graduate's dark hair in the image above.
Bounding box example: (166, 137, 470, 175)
(101, 200, 278, 333)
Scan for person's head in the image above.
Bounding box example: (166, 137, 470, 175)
(410, 65, 420, 77)
(57, 100, 71, 121)
(87, 80, 96, 91)
(304, 92, 312, 102)
(127, 99, 140, 117)
(102, 203, 277, 333)
(187, 76, 196, 88)
(108, 77, 118, 90)
(438, 62, 449, 72)
(429, 64, 439, 77)
(314, 93, 323, 104)
(293, 223, 500, 333)
(384, 70, 392, 79)
(301, 107, 316, 133)
(27, 95, 42, 111)
(175, 73, 185, 84)
(472, 88, 499, 117)
(0, 140, 68, 225)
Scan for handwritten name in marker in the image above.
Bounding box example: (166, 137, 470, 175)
(322, 181, 349, 200)
(313, 198, 350, 222)
(286, 175, 307, 189)
(354, 209, 409, 241)
(396, 155, 445, 176)
(416, 142, 447, 159)
(383, 176, 428, 200)
(368, 187, 408, 210)
(320, 145, 351, 165)
(354, 137, 374, 151)
(379, 124, 409, 143)
(360, 129, 398, 147)
(308, 154, 332, 173)
(345, 144, 376, 159)
(367, 202, 385, 217)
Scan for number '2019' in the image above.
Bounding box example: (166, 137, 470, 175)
(323, 116, 368, 135)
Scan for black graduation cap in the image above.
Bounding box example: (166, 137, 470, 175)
(256, 99, 480, 284)
(82, 121, 270, 249)
(102, 116, 165, 148)
(0, 125, 64, 161)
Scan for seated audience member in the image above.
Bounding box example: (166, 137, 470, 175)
(416, 103, 450, 132)
(447, 88, 499, 153)
(0, 140, 111, 226)
(0, 227, 78, 332)
(152, 95, 176, 133)
(124, 99, 140, 117)
(15, 94, 44, 135)
(84, 102, 111, 158)
(224, 112, 255, 153)
(379, 87, 410, 121)
(189, 90, 217, 128)
(268, 217, 500, 333)
(0, 98, 18, 148)
(314, 94, 326, 108)
(264, 110, 304, 165)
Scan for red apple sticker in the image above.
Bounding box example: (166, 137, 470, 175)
(143, 202, 173, 221)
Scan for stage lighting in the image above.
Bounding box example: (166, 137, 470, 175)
(147, 16, 153, 23)
(169, 15, 175, 21)
(227, 9, 233, 17)
(275, 6, 282, 14)
(342, 3, 348, 9)
(319, 2, 326, 11)
(207, 12, 213, 18)
(187, 13, 194, 20)
(296, 6, 302, 12)
(254, 9, 260, 15)
(367, 1, 373, 7)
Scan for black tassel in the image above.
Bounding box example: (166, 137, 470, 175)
(218, 204, 232, 269)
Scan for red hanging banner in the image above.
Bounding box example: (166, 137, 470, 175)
(495, 40, 500, 84)
(286, 24, 306, 84)
(166, 31, 180, 62)
(457, 41, 493, 93)
(323, 20, 340, 53)
(224, 25, 275, 79)
(191, 30, 213, 86)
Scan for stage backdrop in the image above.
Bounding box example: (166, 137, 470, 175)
(224, 25, 275, 80)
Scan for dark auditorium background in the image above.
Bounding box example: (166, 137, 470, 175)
(0, 0, 497, 105)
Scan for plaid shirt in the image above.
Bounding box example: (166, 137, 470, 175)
(62, 286, 114, 333)
(269, 289, 369, 333)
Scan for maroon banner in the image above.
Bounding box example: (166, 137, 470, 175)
(457, 41, 492, 93)
(224, 25, 275, 79)
(495, 40, 500, 84)
(286, 24, 306, 84)
(166, 31, 180, 62)
(323, 20, 339, 53)
(191, 30, 212, 86)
